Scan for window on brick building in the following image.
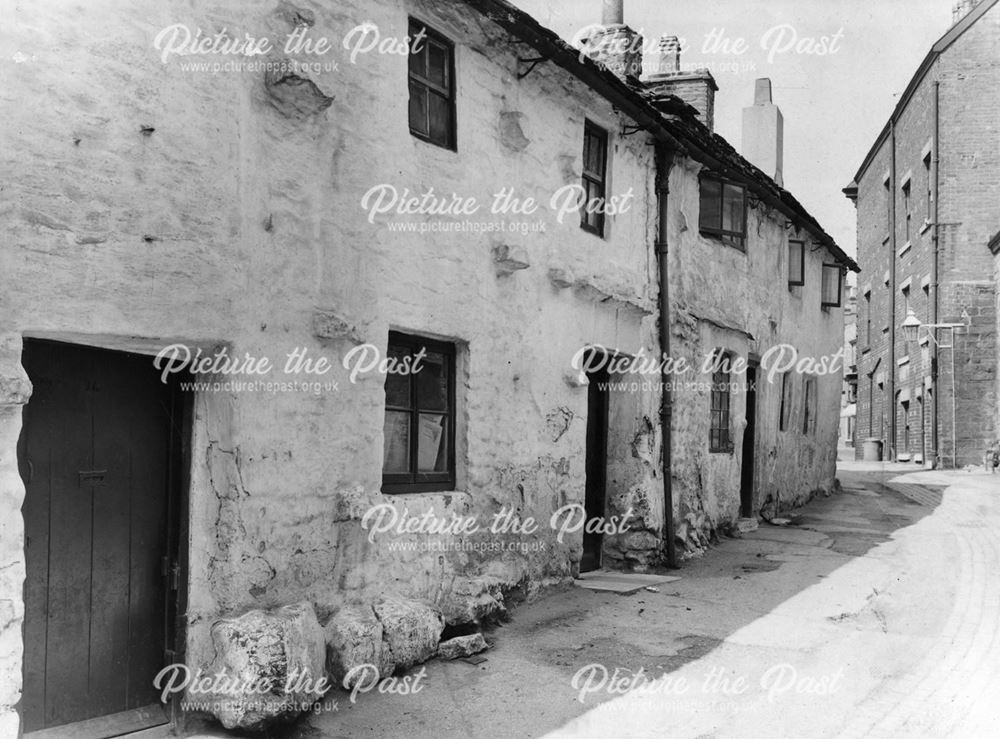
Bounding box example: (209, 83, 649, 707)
(902, 180, 912, 242)
(382, 331, 456, 493)
(581, 121, 608, 236)
(864, 290, 872, 347)
(923, 152, 932, 222)
(408, 20, 456, 150)
(788, 239, 805, 287)
(709, 350, 733, 452)
(699, 174, 746, 250)
(901, 285, 911, 358)
(884, 179, 891, 236)
(779, 371, 794, 432)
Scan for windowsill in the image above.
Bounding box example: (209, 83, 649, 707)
(861, 346, 871, 354)
(381, 487, 467, 497)
(709, 447, 735, 455)
(700, 230, 747, 253)
(410, 132, 457, 153)
(580, 224, 606, 240)
(919, 220, 932, 235)
(919, 335, 930, 347)
(897, 356, 910, 366)
(898, 241, 912, 257)
(882, 234, 891, 245)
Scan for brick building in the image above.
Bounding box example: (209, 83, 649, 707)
(844, 0, 1000, 467)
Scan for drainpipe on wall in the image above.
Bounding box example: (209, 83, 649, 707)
(656, 145, 677, 569)
(889, 122, 897, 461)
(931, 80, 941, 466)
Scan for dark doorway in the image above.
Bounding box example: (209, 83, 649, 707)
(582, 357, 609, 573)
(740, 363, 758, 518)
(18, 339, 186, 735)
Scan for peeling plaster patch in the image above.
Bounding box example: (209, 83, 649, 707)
(498, 111, 530, 152)
(556, 154, 577, 184)
(274, 0, 315, 28)
(492, 244, 530, 275)
(263, 63, 334, 119)
(545, 407, 573, 442)
(312, 307, 363, 344)
(548, 267, 574, 288)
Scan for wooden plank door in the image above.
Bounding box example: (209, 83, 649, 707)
(19, 340, 178, 733)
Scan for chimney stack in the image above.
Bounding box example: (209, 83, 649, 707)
(643, 34, 718, 130)
(741, 78, 784, 186)
(583, 0, 643, 79)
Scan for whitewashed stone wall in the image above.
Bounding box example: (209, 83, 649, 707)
(666, 156, 843, 553)
(0, 0, 663, 722)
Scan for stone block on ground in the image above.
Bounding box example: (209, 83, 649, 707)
(373, 597, 445, 671)
(203, 601, 327, 732)
(324, 605, 394, 688)
(437, 633, 489, 660)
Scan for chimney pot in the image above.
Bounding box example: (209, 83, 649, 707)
(602, 0, 624, 25)
(656, 35, 681, 73)
(753, 78, 773, 105)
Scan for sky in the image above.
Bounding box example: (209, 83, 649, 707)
(510, 0, 958, 258)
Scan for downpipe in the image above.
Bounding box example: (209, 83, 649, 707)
(656, 146, 677, 569)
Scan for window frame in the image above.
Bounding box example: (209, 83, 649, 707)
(407, 18, 457, 151)
(699, 173, 747, 251)
(863, 290, 872, 348)
(902, 180, 912, 241)
(788, 239, 805, 287)
(382, 331, 457, 494)
(802, 375, 817, 435)
(709, 351, 734, 453)
(923, 152, 932, 221)
(580, 120, 608, 237)
(779, 371, 793, 432)
(821, 263, 844, 308)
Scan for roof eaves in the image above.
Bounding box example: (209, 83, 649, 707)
(465, 0, 859, 272)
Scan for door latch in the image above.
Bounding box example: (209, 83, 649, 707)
(78, 469, 107, 486)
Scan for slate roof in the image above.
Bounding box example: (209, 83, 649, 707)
(464, 0, 860, 272)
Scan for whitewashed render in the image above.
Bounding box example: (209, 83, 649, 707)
(0, 0, 856, 733)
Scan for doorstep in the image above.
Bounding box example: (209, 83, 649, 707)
(574, 570, 681, 593)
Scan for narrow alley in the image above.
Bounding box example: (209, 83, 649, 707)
(298, 463, 1000, 738)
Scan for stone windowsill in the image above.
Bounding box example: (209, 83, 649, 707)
(919, 220, 932, 235)
(882, 233, 891, 246)
(898, 241, 912, 257)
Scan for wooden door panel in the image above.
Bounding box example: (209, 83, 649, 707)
(39, 346, 95, 729)
(20, 340, 177, 732)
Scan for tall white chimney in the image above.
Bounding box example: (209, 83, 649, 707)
(741, 78, 784, 187)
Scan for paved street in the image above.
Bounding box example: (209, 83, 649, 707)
(300, 463, 1000, 738)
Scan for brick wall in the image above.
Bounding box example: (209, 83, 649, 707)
(852, 3, 999, 466)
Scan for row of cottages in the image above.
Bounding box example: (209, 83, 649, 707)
(0, 0, 856, 733)
(843, 0, 999, 468)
